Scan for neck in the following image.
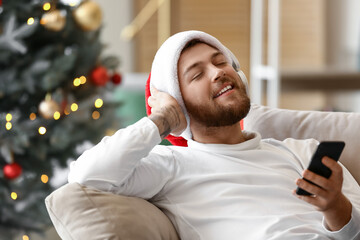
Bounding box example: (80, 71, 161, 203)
(190, 121, 246, 144)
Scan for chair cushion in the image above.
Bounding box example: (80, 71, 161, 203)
(45, 182, 179, 240)
(244, 104, 360, 184)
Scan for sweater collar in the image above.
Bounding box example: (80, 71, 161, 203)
(187, 131, 262, 154)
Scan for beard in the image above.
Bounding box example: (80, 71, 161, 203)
(184, 90, 251, 128)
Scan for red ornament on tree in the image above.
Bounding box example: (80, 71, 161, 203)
(91, 66, 109, 86)
(111, 72, 122, 85)
(3, 162, 23, 180)
(61, 99, 68, 113)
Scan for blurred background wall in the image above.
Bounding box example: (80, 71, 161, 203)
(104, 0, 360, 117)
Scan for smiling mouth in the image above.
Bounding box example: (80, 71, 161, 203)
(214, 85, 233, 98)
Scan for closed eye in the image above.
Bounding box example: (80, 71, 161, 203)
(215, 61, 227, 66)
(192, 72, 203, 80)
(212, 53, 228, 66)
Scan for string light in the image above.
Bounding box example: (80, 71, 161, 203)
(11, 192, 18, 200)
(23, 235, 30, 240)
(29, 113, 36, 120)
(92, 111, 100, 120)
(38, 126, 47, 135)
(94, 98, 103, 108)
(73, 78, 81, 87)
(6, 122, 12, 130)
(43, 2, 51, 11)
(80, 76, 87, 84)
(27, 17, 35, 25)
(41, 174, 49, 184)
(70, 103, 78, 112)
(5, 113, 12, 130)
(6, 113, 12, 122)
(53, 111, 61, 120)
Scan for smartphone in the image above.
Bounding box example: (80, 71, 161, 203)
(296, 141, 345, 196)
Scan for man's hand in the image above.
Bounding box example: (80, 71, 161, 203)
(148, 86, 187, 139)
(294, 156, 352, 231)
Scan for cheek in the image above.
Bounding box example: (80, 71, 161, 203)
(182, 83, 210, 105)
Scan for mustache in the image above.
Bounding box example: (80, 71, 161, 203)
(216, 76, 238, 86)
(211, 76, 239, 92)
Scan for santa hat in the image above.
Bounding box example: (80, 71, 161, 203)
(145, 30, 248, 146)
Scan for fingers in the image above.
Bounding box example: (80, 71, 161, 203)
(150, 85, 158, 96)
(294, 157, 345, 211)
(293, 189, 321, 206)
(322, 157, 343, 181)
(302, 169, 329, 191)
(295, 177, 326, 197)
(147, 96, 155, 107)
(299, 157, 342, 192)
(293, 178, 326, 210)
(148, 86, 159, 108)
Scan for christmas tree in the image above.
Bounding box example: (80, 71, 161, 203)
(0, 0, 122, 238)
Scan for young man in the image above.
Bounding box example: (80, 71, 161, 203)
(68, 31, 360, 239)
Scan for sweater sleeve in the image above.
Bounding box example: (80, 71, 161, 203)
(68, 117, 174, 199)
(323, 205, 360, 240)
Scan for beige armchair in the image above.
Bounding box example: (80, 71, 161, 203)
(45, 104, 360, 240)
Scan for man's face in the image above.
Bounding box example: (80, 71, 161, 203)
(177, 43, 250, 128)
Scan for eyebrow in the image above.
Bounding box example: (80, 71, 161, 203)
(182, 51, 224, 78)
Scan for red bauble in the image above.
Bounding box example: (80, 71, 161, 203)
(3, 163, 22, 180)
(111, 73, 122, 85)
(91, 66, 109, 86)
(61, 99, 68, 113)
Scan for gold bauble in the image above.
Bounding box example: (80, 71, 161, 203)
(39, 99, 61, 119)
(40, 10, 66, 32)
(73, 0, 102, 31)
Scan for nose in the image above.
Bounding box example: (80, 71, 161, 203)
(210, 65, 225, 82)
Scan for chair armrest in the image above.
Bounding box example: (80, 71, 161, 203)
(45, 183, 179, 240)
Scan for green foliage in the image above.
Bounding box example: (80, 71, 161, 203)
(0, 0, 121, 238)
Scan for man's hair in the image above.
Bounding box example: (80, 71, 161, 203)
(181, 39, 204, 53)
(181, 39, 237, 70)
(181, 38, 221, 54)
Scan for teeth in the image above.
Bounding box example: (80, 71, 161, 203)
(215, 85, 232, 98)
